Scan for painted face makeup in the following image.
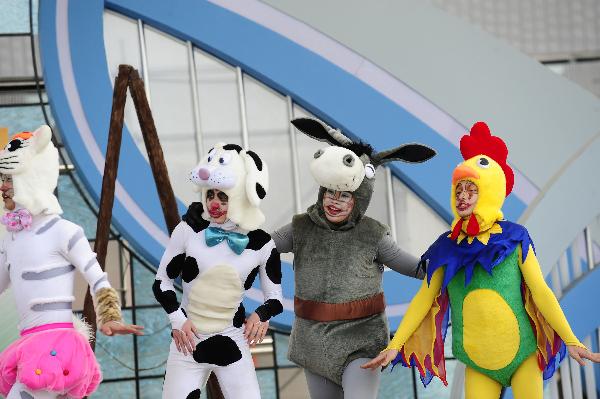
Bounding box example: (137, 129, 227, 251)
(206, 188, 229, 224)
(455, 180, 478, 219)
(0, 174, 15, 211)
(322, 189, 355, 224)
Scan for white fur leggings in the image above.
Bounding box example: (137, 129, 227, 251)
(162, 327, 260, 399)
(304, 358, 381, 399)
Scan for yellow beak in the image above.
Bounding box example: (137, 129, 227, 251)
(452, 164, 479, 184)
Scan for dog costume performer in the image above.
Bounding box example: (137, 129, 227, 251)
(384, 122, 590, 398)
(271, 118, 436, 398)
(0, 126, 126, 399)
(155, 143, 283, 399)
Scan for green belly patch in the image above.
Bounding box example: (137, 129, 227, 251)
(447, 249, 537, 386)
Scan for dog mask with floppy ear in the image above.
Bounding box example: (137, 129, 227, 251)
(189, 143, 269, 231)
(242, 149, 269, 207)
(291, 117, 436, 192)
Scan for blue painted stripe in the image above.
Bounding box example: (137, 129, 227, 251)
(39, 0, 530, 329)
(41, 0, 527, 266)
(40, 0, 177, 264)
(106, 0, 526, 223)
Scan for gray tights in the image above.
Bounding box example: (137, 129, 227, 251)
(304, 358, 380, 399)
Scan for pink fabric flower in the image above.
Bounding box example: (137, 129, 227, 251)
(1, 209, 33, 232)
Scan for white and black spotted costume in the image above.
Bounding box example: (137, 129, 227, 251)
(154, 143, 282, 399)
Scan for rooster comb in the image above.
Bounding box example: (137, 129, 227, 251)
(460, 121, 514, 196)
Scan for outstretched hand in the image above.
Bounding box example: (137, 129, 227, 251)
(361, 349, 399, 370)
(568, 345, 600, 366)
(100, 320, 144, 337)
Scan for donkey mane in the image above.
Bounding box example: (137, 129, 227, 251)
(345, 141, 374, 158)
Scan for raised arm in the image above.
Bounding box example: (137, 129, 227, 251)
(376, 233, 423, 279)
(153, 221, 190, 332)
(271, 223, 293, 254)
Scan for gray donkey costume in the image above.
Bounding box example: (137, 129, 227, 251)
(272, 118, 436, 397)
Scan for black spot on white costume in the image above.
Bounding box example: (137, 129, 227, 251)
(182, 202, 210, 233)
(222, 143, 242, 153)
(255, 299, 284, 323)
(152, 280, 179, 314)
(233, 303, 245, 328)
(246, 229, 271, 251)
(244, 267, 259, 290)
(246, 150, 263, 171)
(193, 335, 242, 366)
(182, 256, 199, 283)
(265, 248, 281, 284)
(256, 183, 266, 200)
(166, 253, 185, 279)
(186, 389, 201, 399)
(155, 214, 282, 399)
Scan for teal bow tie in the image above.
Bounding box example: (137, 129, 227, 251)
(205, 227, 249, 255)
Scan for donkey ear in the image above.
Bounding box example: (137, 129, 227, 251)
(242, 150, 269, 207)
(291, 118, 352, 147)
(32, 125, 52, 153)
(373, 143, 436, 167)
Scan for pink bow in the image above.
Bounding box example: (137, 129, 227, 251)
(1, 209, 33, 232)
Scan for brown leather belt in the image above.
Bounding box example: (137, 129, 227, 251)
(294, 292, 385, 322)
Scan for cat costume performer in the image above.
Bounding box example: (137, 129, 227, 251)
(155, 143, 283, 399)
(376, 122, 600, 398)
(271, 118, 436, 398)
(0, 126, 139, 399)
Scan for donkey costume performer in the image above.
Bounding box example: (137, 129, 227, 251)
(156, 143, 283, 398)
(0, 126, 141, 399)
(271, 118, 436, 398)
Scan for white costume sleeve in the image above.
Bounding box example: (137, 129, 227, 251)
(153, 221, 190, 331)
(254, 239, 283, 322)
(61, 224, 111, 294)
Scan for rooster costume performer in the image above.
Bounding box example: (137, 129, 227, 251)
(0, 126, 142, 399)
(363, 122, 600, 398)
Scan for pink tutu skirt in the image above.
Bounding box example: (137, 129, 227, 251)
(0, 323, 101, 398)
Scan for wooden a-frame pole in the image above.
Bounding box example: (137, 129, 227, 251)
(82, 64, 224, 399)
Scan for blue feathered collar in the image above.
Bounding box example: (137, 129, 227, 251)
(424, 221, 535, 290)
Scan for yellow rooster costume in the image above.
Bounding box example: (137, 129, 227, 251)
(385, 122, 586, 398)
